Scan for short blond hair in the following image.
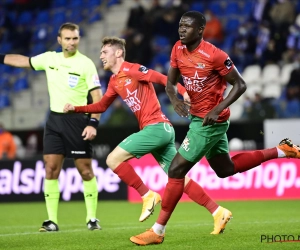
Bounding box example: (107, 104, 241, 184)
(102, 36, 126, 58)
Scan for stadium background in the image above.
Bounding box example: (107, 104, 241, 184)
(0, 0, 300, 202)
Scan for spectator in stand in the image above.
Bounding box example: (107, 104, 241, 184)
(153, 8, 179, 46)
(230, 22, 257, 71)
(126, 0, 146, 33)
(252, 0, 272, 23)
(269, 0, 295, 31)
(203, 10, 223, 46)
(0, 123, 16, 159)
(255, 21, 271, 63)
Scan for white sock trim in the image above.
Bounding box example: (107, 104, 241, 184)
(212, 206, 220, 216)
(142, 190, 150, 198)
(276, 147, 286, 158)
(152, 223, 165, 235)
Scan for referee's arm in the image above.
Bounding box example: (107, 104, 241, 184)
(89, 88, 102, 121)
(2, 54, 32, 68)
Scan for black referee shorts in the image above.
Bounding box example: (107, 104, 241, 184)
(43, 111, 93, 158)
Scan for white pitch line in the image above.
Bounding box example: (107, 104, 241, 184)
(0, 220, 299, 237)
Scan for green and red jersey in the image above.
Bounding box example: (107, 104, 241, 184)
(170, 39, 234, 122)
(75, 61, 186, 129)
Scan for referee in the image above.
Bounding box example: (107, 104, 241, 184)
(0, 23, 102, 232)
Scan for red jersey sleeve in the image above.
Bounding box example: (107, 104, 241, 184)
(74, 81, 118, 113)
(212, 48, 234, 76)
(123, 61, 186, 96)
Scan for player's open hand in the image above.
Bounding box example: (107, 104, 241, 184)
(63, 103, 75, 113)
(171, 97, 190, 118)
(82, 126, 97, 141)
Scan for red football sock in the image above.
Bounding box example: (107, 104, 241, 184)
(233, 148, 278, 174)
(184, 179, 218, 214)
(157, 177, 184, 225)
(113, 162, 149, 196)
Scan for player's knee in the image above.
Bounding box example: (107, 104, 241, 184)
(106, 153, 117, 170)
(45, 162, 60, 177)
(80, 169, 94, 180)
(168, 165, 186, 178)
(215, 169, 233, 178)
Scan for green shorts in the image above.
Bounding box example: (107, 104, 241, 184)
(118, 122, 176, 173)
(178, 115, 230, 163)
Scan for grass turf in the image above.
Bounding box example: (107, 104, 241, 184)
(0, 200, 299, 250)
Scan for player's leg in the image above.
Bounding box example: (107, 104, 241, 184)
(130, 116, 230, 244)
(207, 138, 300, 177)
(151, 125, 223, 232)
(130, 152, 192, 245)
(64, 113, 100, 230)
(40, 112, 65, 232)
(74, 158, 101, 230)
(107, 126, 167, 222)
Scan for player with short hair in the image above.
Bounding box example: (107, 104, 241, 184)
(64, 36, 232, 234)
(0, 22, 103, 232)
(129, 11, 300, 245)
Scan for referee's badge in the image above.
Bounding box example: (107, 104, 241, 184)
(68, 75, 79, 88)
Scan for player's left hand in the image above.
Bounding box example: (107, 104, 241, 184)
(202, 109, 220, 126)
(171, 97, 190, 118)
(82, 126, 97, 140)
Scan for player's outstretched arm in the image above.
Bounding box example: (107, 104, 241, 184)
(1, 54, 31, 68)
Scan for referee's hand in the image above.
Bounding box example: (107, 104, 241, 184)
(64, 103, 75, 113)
(82, 126, 97, 141)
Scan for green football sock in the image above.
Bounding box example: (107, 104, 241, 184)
(83, 177, 98, 222)
(44, 179, 60, 224)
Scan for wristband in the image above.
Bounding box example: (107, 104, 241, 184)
(0, 54, 6, 64)
(88, 118, 99, 128)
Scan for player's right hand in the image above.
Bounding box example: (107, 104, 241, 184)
(63, 103, 75, 113)
(171, 98, 190, 118)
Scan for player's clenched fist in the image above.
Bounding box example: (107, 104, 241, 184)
(63, 103, 75, 113)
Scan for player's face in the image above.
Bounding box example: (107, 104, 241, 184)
(100, 44, 117, 71)
(58, 29, 80, 54)
(178, 16, 202, 45)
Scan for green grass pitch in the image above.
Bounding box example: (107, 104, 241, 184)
(0, 200, 299, 250)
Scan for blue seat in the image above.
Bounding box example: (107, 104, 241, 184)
(13, 77, 29, 92)
(88, 12, 102, 23)
(52, 10, 67, 25)
(0, 42, 13, 53)
(51, 0, 68, 8)
(0, 92, 10, 108)
(17, 11, 33, 25)
(190, 2, 205, 13)
(30, 43, 47, 56)
(69, 0, 85, 7)
(225, 18, 240, 33)
(225, 2, 240, 15)
(69, 9, 83, 23)
(208, 2, 224, 16)
(35, 10, 50, 24)
(241, 1, 254, 16)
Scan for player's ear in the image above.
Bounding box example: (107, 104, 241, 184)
(57, 36, 62, 45)
(115, 49, 122, 58)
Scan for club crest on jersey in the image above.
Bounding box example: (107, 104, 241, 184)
(196, 63, 205, 69)
(181, 137, 190, 152)
(124, 79, 132, 86)
(68, 75, 79, 88)
(139, 65, 149, 74)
